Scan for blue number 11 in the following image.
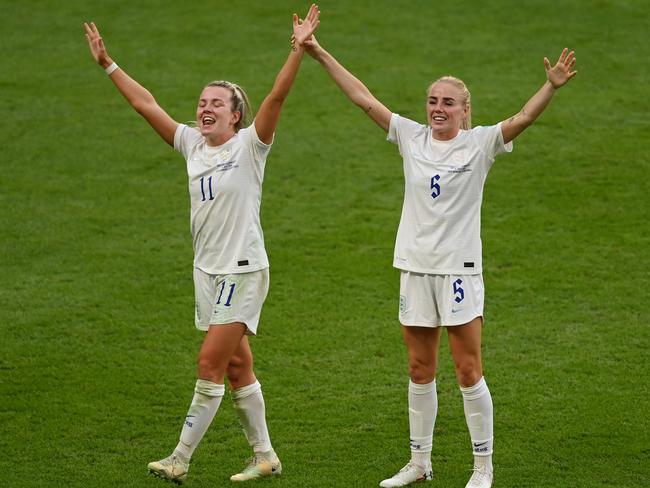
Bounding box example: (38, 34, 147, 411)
(200, 176, 215, 201)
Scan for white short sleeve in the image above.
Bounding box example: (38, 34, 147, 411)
(471, 123, 513, 158)
(174, 124, 203, 160)
(242, 120, 273, 165)
(387, 114, 426, 156)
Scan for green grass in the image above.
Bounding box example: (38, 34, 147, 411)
(1, 0, 648, 486)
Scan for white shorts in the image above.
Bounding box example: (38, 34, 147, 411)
(193, 267, 269, 335)
(399, 271, 484, 327)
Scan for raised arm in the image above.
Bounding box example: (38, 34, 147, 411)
(84, 22, 178, 146)
(501, 48, 577, 144)
(304, 36, 392, 132)
(254, 5, 320, 144)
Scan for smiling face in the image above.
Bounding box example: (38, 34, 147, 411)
(426, 80, 470, 141)
(196, 85, 241, 146)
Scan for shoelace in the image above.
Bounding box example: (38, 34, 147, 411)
(161, 455, 176, 467)
(467, 465, 489, 486)
(242, 456, 262, 471)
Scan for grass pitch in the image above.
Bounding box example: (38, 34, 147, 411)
(1, 0, 648, 486)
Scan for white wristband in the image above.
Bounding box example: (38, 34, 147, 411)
(104, 62, 119, 75)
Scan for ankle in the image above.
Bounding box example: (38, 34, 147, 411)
(410, 451, 432, 468)
(474, 455, 492, 470)
(172, 449, 190, 464)
(255, 448, 276, 461)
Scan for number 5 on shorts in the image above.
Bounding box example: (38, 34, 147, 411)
(453, 279, 464, 303)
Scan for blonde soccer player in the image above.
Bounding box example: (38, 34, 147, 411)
(301, 27, 576, 488)
(84, 5, 320, 484)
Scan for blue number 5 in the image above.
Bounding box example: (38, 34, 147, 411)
(453, 279, 465, 303)
(431, 175, 441, 199)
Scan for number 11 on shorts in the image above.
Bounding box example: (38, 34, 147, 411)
(216, 281, 236, 307)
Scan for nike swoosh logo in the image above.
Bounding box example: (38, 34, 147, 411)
(473, 441, 488, 447)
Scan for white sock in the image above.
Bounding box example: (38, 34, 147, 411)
(408, 379, 437, 468)
(173, 379, 224, 461)
(460, 377, 493, 470)
(232, 380, 273, 455)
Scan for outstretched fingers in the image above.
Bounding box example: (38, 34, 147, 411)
(83, 21, 109, 65)
(545, 48, 578, 88)
(564, 49, 575, 66)
(306, 3, 320, 25)
(292, 4, 320, 45)
(561, 48, 577, 78)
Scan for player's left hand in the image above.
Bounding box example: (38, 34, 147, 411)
(293, 4, 320, 47)
(545, 48, 577, 89)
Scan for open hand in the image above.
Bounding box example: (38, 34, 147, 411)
(545, 48, 577, 89)
(293, 4, 320, 47)
(84, 22, 111, 68)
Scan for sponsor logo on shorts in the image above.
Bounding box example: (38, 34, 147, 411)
(400, 295, 406, 313)
(452, 307, 464, 314)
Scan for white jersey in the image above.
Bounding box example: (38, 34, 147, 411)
(387, 113, 512, 274)
(174, 122, 272, 274)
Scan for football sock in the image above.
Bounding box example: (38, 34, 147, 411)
(232, 380, 273, 455)
(460, 376, 493, 469)
(173, 379, 224, 461)
(408, 379, 437, 467)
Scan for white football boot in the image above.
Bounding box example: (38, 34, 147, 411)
(147, 453, 189, 484)
(465, 463, 493, 488)
(230, 452, 282, 482)
(379, 462, 433, 487)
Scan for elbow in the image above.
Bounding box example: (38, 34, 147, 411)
(352, 92, 374, 111)
(263, 94, 286, 113)
(268, 93, 287, 105)
(131, 92, 157, 115)
(522, 114, 536, 127)
(132, 100, 156, 116)
(264, 91, 287, 110)
(132, 103, 147, 115)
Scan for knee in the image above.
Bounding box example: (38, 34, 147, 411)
(226, 357, 254, 389)
(408, 358, 436, 384)
(226, 362, 243, 385)
(197, 355, 224, 382)
(455, 361, 482, 387)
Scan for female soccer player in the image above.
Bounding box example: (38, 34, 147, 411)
(303, 34, 576, 488)
(84, 5, 319, 484)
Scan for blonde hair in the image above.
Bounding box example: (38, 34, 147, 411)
(205, 80, 253, 131)
(428, 76, 472, 130)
